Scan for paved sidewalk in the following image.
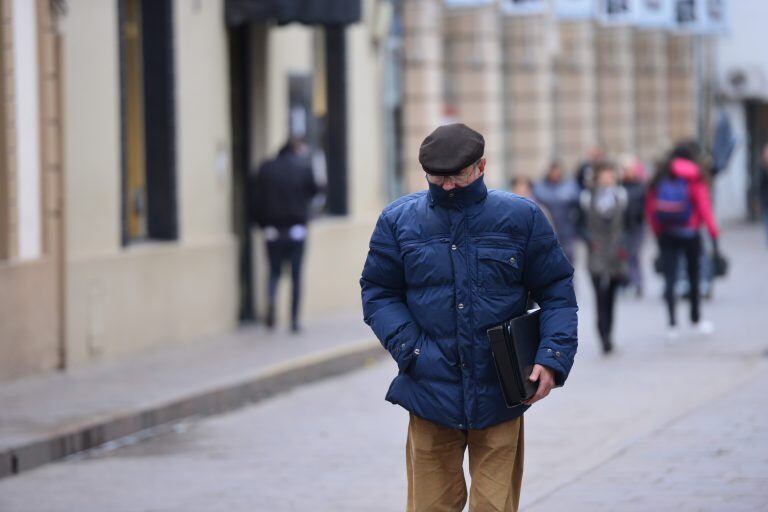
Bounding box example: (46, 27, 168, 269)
(526, 360, 768, 512)
(0, 309, 378, 477)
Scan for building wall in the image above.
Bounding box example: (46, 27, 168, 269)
(445, 5, 504, 187)
(714, 1, 768, 221)
(554, 21, 597, 172)
(399, 2, 705, 186)
(401, 0, 443, 194)
(0, 0, 61, 382)
(666, 34, 697, 144)
(596, 26, 636, 157)
(61, 0, 237, 368)
(633, 29, 668, 164)
(503, 14, 553, 180)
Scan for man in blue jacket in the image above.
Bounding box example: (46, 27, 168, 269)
(360, 123, 578, 511)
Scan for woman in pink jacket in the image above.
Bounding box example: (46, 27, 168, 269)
(645, 143, 720, 338)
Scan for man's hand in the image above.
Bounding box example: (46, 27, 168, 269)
(524, 364, 556, 406)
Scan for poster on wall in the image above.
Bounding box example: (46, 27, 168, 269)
(674, 0, 700, 29)
(554, 0, 595, 20)
(500, 0, 549, 16)
(673, 0, 727, 33)
(597, 0, 635, 25)
(701, 0, 728, 34)
(634, 0, 675, 28)
(444, 0, 493, 8)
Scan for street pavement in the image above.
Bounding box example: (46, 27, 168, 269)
(0, 225, 766, 511)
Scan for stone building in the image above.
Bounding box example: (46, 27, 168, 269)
(399, 0, 709, 190)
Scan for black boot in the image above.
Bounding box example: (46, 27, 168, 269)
(600, 334, 613, 355)
(265, 304, 275, 330)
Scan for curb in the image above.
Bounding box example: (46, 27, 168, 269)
(0, 340, 383, 480)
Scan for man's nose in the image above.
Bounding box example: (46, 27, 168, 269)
(442, 180, 456, 191)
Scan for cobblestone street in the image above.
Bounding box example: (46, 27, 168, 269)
(0, 226, 766, 511)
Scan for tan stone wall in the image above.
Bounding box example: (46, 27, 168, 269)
(596, 26, 635, 157)
(667, 34, 697, 144)
(401, 0, 443, 193)
(0, 258, 59, 381)
(633, 29, 668, 163)
(553, 21, 597, 172)
(0, 0, 62, 381)
(444, 5, 504, 187)
(503, 15, 554, 181)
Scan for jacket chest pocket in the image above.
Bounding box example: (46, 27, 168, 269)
(476, 246, 523, 293)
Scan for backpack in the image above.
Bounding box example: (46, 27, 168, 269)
(654, 177, 692, 228)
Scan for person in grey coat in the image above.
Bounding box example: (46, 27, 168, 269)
(580, 162, 628, 354)
(533, 161, 580, 264)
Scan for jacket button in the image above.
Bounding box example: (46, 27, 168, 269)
(555, 351, 560, 357)
(509, 257, 516, 264)
(461, 362, 467, 368)
(451, 244, 457, 251)
(457, 303, 464, 310)
(457, 423, 464, 428)
(414, 348, 420, 355)
(547, 348, 552, 353)
(449, 192, 455, 198)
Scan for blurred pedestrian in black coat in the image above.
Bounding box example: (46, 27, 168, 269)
(619, 155, 647, 297)
(250, 137, 319, 332)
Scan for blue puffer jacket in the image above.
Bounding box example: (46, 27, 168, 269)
(360, 177, 578, 430)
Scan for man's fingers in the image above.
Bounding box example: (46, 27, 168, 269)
(524, 379, 553, 406)
(529, 365, 541, 382)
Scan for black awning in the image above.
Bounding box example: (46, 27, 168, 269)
(225, 0, 361, 27)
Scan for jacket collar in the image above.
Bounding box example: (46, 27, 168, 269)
(428, 175, 488, 211)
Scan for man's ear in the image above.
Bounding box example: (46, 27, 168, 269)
(478, 157, 487, 173)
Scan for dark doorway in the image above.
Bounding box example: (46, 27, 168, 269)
(745, 100, 768, 220)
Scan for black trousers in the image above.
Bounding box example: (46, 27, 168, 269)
(659, 233, 701, 327)
(266, 237, 306, 326)
(590, 274, 620, 343)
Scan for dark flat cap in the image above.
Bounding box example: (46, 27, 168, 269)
(419, 123, 485, 176)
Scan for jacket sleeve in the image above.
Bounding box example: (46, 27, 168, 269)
(523, 206, 578, 386)
(691, 181, 719, 239)
(360, 213, 425, 372)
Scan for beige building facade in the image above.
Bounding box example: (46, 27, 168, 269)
(400, 1, 709, 186)
(0, 0, 64, 381)
(1, 0, 390, 382)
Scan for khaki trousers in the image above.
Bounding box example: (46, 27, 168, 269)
(405, 413, 524, 512)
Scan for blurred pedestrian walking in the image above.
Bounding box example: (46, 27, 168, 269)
(645, 143, 721, 338)
(533, 161, 580, 264)
(250, 137, 319, 332)
(361, 123, 578, 512)
(620, 155, 647, 297)
(580, 162, 628, 354)
(511, 175, 554, 226)
(575, 145, 605, 190)
(759, 143, 768, 245)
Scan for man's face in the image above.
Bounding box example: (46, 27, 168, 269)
(427, 158, 486, 191)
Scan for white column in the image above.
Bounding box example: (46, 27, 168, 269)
(13, 0, 42, 260)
